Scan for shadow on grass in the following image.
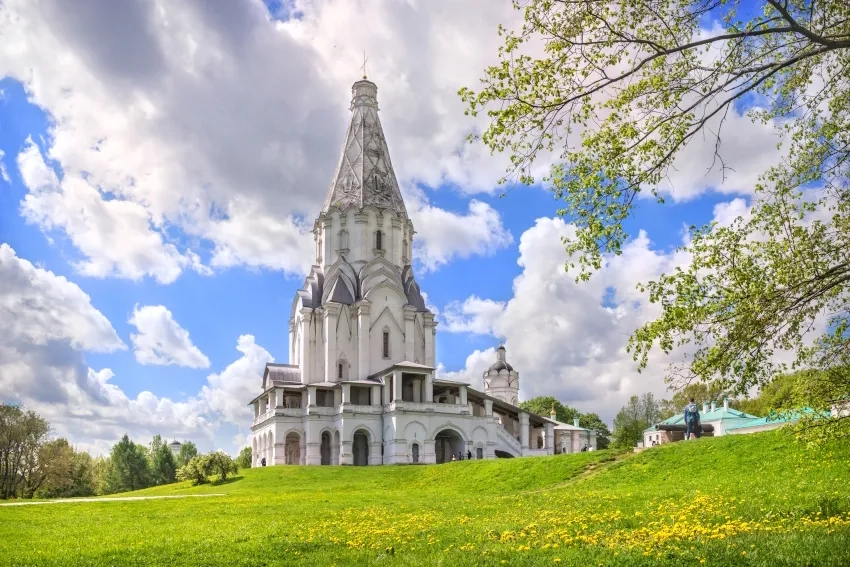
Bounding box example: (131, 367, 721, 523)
(211, 475, 244, 487)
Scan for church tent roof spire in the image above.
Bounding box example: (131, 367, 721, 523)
(322, 79, 407, 217)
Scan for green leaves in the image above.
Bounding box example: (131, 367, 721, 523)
(464, 0, 850, 437)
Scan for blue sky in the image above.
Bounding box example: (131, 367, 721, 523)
(0, 0, 772, 454)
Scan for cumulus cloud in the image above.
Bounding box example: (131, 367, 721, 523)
(442, 296, 506, 335)
(0, 243, 271, 453)
(412, 199, 513, 271)
(438, 217, 693, 422)
(0, 149, 9, 183)
(199, 334, 274, 425)
(128, 305, 211, 368)
(0, 0, 529, 284)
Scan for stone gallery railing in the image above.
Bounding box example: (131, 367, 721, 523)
(383, 401, 472, 414)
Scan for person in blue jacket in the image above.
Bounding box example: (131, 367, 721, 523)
(684, 397, 701, 440)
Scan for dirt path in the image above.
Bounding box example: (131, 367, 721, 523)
(0, 494, 225, 506)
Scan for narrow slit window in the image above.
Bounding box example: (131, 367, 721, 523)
(338, 363, 343, 380)
(376, 230, 383, 250)
(382, 331, 389, 358)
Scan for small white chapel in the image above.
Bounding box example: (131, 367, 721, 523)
(248, 77, 597, 466)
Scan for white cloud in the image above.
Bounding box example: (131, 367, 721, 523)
(0, 148, 9, 183)
(411, 198, 513, 271)
(438, 217, 693, 423)
(16, 139, 201, 284)
(0, 243, 125, 353)
(437, 347, 495, 391)
(0, 242, 271, 454)
(128, 304, 210, 368)
(0, 0, 531, 284)
(199, 334, 273, 425)
(442, 296, 506, 335)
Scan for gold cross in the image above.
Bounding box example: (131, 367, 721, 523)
(361, 51, 368, 79)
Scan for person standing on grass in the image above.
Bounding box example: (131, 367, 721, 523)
(684, 398, 701, 440)
(467, 449, 472, 460)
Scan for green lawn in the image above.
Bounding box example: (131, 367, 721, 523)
(2, 430, 849, 566)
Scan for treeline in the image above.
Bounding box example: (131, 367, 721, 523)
(0, 403, 244, 500)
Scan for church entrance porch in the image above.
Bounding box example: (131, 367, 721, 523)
(352, 430, 370, 466)
(435, 429, 465, 464)
(285, 432, 301, 465)
(411, 443, 420, 463)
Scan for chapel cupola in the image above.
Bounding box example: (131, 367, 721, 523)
(314, 78, 413, 271)
(483, 343, 520, 406)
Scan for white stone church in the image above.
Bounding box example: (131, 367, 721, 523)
(248, 78, 597, 466)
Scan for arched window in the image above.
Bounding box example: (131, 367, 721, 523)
(338, 229, 349, 250)
(338, 363, 343, 380)
(375, 230, 383, 250)
(382, 330, 390, 358)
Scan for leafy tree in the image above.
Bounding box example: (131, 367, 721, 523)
(612, 394, 661, 449)
(236, 447, 252, 469)
(92, 456, 113, 495)
(0, 404, 50, 499)
(206, 452, 239, 482)
(462, 0, 850, 437)
(519, 396, 579, 424)
(176, 441, 198, 469)
(147, 435, 163, 464)
(577, 413, 612, 450)
(107, 435, 150, 493)
(177, 455, 209, 486)
(151, 443, 177, 486)
(35, 443, 96, 499)
(177, 452, 239, 486)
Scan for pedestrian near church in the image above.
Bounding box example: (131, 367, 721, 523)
(684, 398, 701, 440)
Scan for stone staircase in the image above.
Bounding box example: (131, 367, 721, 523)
(495, 425, 523, 457)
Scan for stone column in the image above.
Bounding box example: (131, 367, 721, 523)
(412, 378, 421, 403)
(341, 383, 351, 405)
(393, 371, 403, 402)
(403, 305, 416, 361)
(324, 303, 340, 382)
(484, 399, 493, 417)
(253, 401, 260, 419)
(307, 386, 317, 407)
(371, 385, 381, 407)
(425, 372, 434, 402)
(519, 413, 530, 451)
(322, 216, 333, 265)
(571, 430, 580, 453)
(333, 388, 341, 407)
(356, 301, 371, 379)
(299, 309, 312, 382)
(423, 313, 437, 367)
(459, 385, 468, 405)
(305, 422, 321, 466)
(275, 388, 284, 408)
(391, 217, 402, 266)
(545, 423, 555, 452)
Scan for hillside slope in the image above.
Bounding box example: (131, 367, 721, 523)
(2, 431, 849, 566)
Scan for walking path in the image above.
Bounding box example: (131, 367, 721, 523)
(0, 493, 225, 506)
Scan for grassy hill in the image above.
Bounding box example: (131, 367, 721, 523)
(2, 430, 849, 566)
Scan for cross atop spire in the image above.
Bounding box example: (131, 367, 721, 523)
(361, 51, 368, 80)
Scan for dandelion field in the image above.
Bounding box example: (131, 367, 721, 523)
(2, 430, 849, 566)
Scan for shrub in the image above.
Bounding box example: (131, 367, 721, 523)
(176, 452, 239, 486)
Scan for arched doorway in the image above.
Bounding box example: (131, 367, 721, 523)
(411, 443, 420, 463)
(476, 447, 483, 460)
(435, 429, 465, 464)
(320, 432, 331, 465)
(285, 432, 301, 465)
(352, 430, 369, 466)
